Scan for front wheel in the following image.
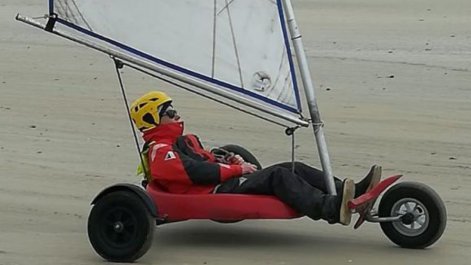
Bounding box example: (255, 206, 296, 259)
(87, 191, 154, 262)
(378, 182, 446, 249)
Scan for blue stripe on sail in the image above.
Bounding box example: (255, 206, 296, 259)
(55, 17, 300, 114)
(49, 0, 54, 15)
(276, 0, 302, 112)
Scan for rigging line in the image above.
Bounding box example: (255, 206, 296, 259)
(32, 15, 49, 19)
(211, 0, 217, 78)
(267, 49, 290, 103)
(71, 0, 93, 31)
(120, 61, 289, 128)
(216, 0, 236, 16)
(64, 1, 76, 24)
(279, 71, 293, 103)
(63, 1, 74, 24)
(285, 126, 300, 174)
(312, 121, 324, 133)
(267, 47, 286, 98)
(225, 0, 244, 88)
(291, 129, 296, 174)
(279, 47, 290, 89)
(112, 58, 145, 171)
(55, 1, 66, 18)
(57, 0, 78, 25)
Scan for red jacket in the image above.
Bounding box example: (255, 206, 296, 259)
(143, 122, 242, 194)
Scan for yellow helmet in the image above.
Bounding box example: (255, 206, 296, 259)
(130, 91, 172, 131)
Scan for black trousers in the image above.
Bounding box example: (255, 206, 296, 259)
(215, 162, 343, 220)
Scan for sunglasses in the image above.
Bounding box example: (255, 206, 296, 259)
(161, 108, 178, 119)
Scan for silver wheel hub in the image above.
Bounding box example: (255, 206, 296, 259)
(390, 198, 429, 236)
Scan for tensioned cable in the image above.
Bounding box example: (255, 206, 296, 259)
(56, 0, 72, 23)
(211, 0, 217, 78)
(291, 130, 296, 173)
(70, 0, 93, 31)
(112, 59, 145, 173)
(32, 15, 48, 19)
(217, 0, 236, 16)
(283, 125, 300, 173)
(224, 0, 244, 88)
(312, 121, 324, 133)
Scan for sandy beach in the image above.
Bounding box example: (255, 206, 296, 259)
(1, 0, 470, 264)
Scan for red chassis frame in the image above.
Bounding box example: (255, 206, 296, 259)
(146, 175, 402, 223)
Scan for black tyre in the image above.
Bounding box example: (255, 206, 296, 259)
(88, 191, 154, 262)
(221, 144, 262, 169)
(378, 182, 446, 249)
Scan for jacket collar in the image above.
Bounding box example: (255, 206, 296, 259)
(142, 122, 184, 144)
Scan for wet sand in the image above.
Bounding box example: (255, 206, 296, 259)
(1, 0, 470, 264)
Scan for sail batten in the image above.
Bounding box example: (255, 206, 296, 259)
(47, 0, 303, 118)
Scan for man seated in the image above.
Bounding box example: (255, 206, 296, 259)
(130, 91, 381, 225)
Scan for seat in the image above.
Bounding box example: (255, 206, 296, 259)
(146, 182, 301, 222)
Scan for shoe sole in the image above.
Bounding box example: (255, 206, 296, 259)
(367, 165, 382, 192)
(352, 166, 382, 229)
(339, 179, 355, 225)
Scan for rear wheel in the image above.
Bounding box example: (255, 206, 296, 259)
(378, 182, 446, 249)
(88, 191, 154, 262)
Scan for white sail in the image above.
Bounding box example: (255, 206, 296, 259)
(49, 0, 302, 118)
(18, 0, 338, 191)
